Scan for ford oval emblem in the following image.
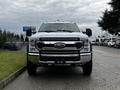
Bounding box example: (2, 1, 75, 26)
(54, 42, 65, 49)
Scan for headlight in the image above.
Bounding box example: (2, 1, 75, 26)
(36, 41, 44, 49)
(29, 40, 39, 52)
(75, 41, 84, 49)
(81, 39, 91, 52)
(30, 40, 35, 46)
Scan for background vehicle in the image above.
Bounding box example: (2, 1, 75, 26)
(114, 39, 120, 48)
(3, 42, 20, 50)
(26, 22, 93, 76)
(105, 39, 110, 46)
(91, 41, 96, 45)
(107, 38, 116, 47)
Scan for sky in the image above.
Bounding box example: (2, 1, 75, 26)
(0, 0, 110, 36)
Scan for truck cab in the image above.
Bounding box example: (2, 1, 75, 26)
(27, 22, 93, 76)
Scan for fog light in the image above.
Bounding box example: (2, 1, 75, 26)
(36, 41, 44, 49)
(76, 42, 83, 49)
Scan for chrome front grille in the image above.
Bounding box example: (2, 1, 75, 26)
(35, 37, 83, 61)
(36, 37, 84, 52)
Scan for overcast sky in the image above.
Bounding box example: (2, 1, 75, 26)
(0, 0, 110, 36)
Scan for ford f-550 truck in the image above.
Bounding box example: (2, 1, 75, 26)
(26, 22, 93, 76)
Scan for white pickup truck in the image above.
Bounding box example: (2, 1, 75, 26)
(26, 22, 93, 76)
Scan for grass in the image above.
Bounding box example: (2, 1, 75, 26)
(0, 50, 26, 81)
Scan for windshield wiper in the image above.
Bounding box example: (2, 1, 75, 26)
(39, 30, 74, 32)
(57, 29, 73, 32)
(39, 31, 55, 32)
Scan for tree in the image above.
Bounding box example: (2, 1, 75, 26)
(0, 29, 2, 48)
(109, 0, 120, 12)
(20, 34, 24, 41)
(0, 28, 22, 48)
(2, 30, 7, 43)
(15, 34, 20, 41)
(25, 37, 29, 42)
(98, 0, 120, 34)
(17, 35, 20, 40)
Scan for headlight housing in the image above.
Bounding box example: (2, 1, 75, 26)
(36, 41, 44, 50)
(30, 40, 35, 46)
(81, 39, 91, 52)
(75, 41, 84, 49)
(29, 39, 39, 52)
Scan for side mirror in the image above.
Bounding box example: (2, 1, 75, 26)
(23, 26, 36, 37)
(31, 27, 36, 34)
(118, 32, 120, 36)
(86, 28, 92, 37)
(26, 29, 32, 36)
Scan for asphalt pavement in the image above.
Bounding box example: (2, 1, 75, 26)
(3, 46, 120, 90)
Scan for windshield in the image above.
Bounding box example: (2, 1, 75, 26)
(39, 23, 80, 32)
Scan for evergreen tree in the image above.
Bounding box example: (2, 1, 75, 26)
(98, 0, 120, 34)
(2, 30, 7, 43)
(16, 34, 20, 40)
(0, 29, 2, 48)
(109, 0, 120, 12)
(0, 28, 24, 48)
(20, 34, 24, 41)
(25, 37, 29, 42)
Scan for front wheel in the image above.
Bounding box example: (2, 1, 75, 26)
(27, 61, 37, 76)
(82, 60, 92, 76)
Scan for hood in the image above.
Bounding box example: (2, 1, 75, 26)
(30, 32, 88, 40)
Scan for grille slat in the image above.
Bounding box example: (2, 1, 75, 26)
(41, 50, 79, 54)
(39, 37, 80, 41)
(43, 44, 76, 47)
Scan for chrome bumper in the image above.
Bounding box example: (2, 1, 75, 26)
(28, 52, 92, 65)
(40, 54, 79, 57)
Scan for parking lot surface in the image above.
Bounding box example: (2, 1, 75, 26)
(3, 46, 120, 90)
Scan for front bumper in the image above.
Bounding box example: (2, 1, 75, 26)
(28, 52, 92, 66)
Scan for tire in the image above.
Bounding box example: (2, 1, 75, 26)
(27, 61, 37, 76)
(82, 60, 92, 76)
